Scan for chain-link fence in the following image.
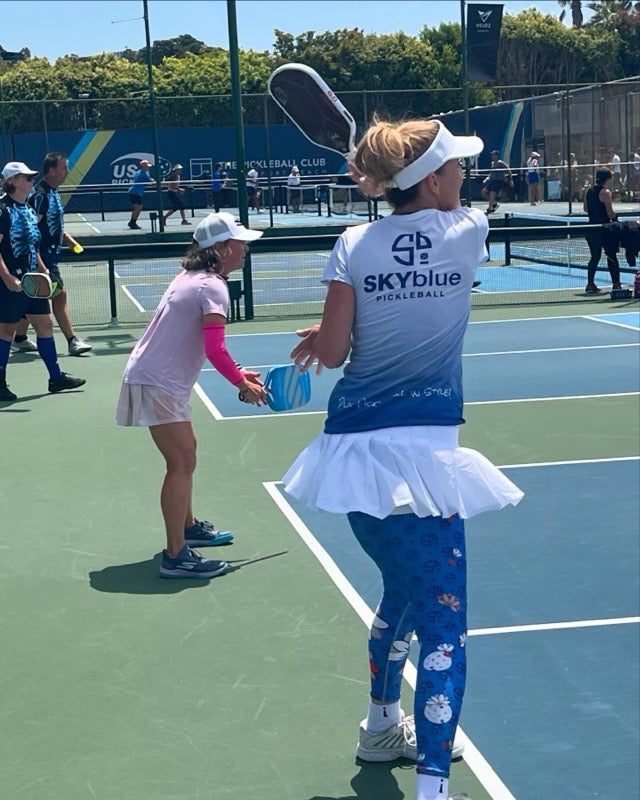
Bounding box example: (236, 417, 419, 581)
(2, 79, 638, 182)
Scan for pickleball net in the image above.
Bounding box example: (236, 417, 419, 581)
(55, 221, 639, 328)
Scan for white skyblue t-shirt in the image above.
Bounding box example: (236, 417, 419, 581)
(322, 206, 488, 433)
(122, 269, 229, 399)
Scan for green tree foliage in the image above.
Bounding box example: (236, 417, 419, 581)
(498, 9, 620, 95)
(0, 13, 637, 134)
(120, 34, 213, 65)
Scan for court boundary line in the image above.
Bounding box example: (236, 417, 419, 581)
(119, 285, 145, 312)
(221, 312, 640, 337)
(201, 343, 638, 374)
(193, 383, 223, 420)
(584, 314, 640, 332)
(213, 392, 640, 422)
(468, 617, 639, 636)
(263, 481, 517, 800)
(262, 455, 639, 799)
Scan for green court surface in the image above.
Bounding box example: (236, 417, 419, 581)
(0, 301, 638, 800)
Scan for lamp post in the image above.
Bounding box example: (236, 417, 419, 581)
(78, 92, 89, 130)
(142, 0, 164, 232)
(460, 0, 472, 207)
(226, 0, 254, 319)
(0, 75, 7, 162)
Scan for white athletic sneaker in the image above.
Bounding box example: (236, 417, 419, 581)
(10, 337, 38, 353)
(356, 715, 417, 761)
(356, 714, 464, 762)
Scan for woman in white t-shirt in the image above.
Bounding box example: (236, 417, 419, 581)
(526, 150, 541, 205)
(287, 165, 302, 211)
(283, 119, 523, 800)
(116, 212, 267, 579)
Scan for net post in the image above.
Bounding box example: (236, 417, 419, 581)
(108, 257, 119, 327)
(504, 213, 511, 265)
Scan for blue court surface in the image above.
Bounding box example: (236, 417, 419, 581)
(197, 313, 640, 419)
(265, 458, 639, 800)
(115, 248, 637, 314)
(216, 310, 638, 799)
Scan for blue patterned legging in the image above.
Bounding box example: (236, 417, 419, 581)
(347, 511, 468, 778)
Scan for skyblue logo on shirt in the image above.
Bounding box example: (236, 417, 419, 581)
(391, 231, 432, 266)
(363, 270, 462, 292)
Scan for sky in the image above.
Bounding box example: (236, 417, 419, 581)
(1, 1, 594, 62)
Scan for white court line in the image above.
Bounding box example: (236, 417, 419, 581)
(464, 343, 638, 357)
(119, 285, 145, 312)
(468, 618, 639, 636)
(223, 314, 640, 335)
(76, 213, 100, 233)
(215, 392, 640, 421)
(583, 314, 640, 332)
(466, 391, 639, 406)
(193, 382, 223, 420)
(204, 345, 638, 368)
(469, 313, 639, 325)
(497, 454, 639, 469)
(263, 481, 517, 800)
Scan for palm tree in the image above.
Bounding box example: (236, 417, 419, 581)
(557, 0, 584, 26)
(587, 1, 640, 26)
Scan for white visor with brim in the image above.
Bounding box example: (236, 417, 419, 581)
(391, 121, 484, 190)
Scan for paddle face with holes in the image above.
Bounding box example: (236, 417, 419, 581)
(21, 272, 54, 299)
(268, 63, 356, 159)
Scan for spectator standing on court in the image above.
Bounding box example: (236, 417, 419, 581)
(632, 149, 640, 200)
(583, 168, 622, 294)
(287, 165, 302, 212)
(283, 119, 523, 800)
(211, 163, 226, 213)
(116, 212, 267, 578)
(0, 161, 85, 402)
(526, 150, 541, 205)
(18, 152, 93, 357)
(246, 162, 262, 213)
(163, 164, 190, 226)
(610, 150, 622, 195)
(127, 158, 154, 230)
(483, 149, 512, 214)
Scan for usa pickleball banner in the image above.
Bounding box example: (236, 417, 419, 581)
(466, 3, 504, 83)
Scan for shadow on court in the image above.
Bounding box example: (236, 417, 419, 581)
(304, 762, 410, 800)
(89, 550, 288, 594)
(0, 391, 57, 410)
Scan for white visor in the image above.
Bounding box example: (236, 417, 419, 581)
(391, 121, 484, 190)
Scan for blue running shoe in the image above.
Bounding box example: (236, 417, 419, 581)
(184, 518, 234, 547)
(159, 545, 229, 579)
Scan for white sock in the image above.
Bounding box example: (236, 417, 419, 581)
(365, 699, 401, 732)
(416, 774, 448, 800)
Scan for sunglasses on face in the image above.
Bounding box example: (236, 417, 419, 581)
(21, 175, 35, 182)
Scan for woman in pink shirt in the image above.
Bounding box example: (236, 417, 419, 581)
(117, 212, 267, 578)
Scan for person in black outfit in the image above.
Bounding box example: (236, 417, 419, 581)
(583, 169, 621, 294)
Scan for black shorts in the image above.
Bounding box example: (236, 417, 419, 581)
(41, 250, 64, 289)
(487, 178, 506, 193)
(129, 192, 144, 208)
(0, 279, 50, 324)
(167, 191, 186, 210)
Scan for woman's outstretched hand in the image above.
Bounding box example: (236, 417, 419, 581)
(290, 325, 324, 374)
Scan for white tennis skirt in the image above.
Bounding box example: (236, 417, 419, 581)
(116, 383, 192, 427)
(282, 425, 524, 520)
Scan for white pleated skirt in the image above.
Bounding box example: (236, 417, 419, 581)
(282, 425, 524, 520)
